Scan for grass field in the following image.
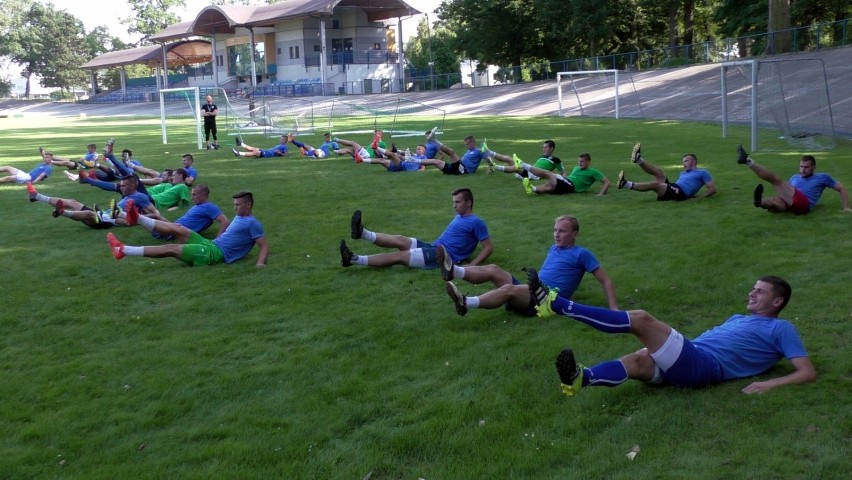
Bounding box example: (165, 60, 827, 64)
(0, 114, 850, 479)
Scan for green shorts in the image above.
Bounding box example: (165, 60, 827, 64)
(533, 157, 562, 172)
(179, 232, 224, 266)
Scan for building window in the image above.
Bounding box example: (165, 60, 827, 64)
(289, 46, 300, 59)
(313, 45, 321, 52)
(332, 20, 340, 29)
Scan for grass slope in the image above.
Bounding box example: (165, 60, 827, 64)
(0, 115, 849, 479)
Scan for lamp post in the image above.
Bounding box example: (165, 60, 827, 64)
(426, 13, 434, 90)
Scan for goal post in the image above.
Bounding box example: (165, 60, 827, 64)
(159, 87, 203, 149)
(721, 58, 836, 152)
(556, 70, 643, 119)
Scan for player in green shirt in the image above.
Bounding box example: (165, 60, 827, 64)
(482, 139, 564, 179)
(515, 152, 612, 196)
(148, 168, 191, 210)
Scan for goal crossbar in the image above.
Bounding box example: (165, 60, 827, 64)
(557, 70, 620, 118)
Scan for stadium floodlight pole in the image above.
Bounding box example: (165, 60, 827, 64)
(721, 59, 758, 152)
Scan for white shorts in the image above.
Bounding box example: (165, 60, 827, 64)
(14, 170, 32, 184)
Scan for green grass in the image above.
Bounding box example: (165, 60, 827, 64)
(0, 114, 850, 479)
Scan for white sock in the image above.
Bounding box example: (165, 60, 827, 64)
(354, 255, 368, 266)
(137, 215, 156, 232)
(455, 266, 465, 279)
(495, 165, 506, 172)
(467, 296, 480, 309)
(746, 159, 754, 167)
(532, 186, 538, 193)
(625, 181, 634, 189)
(362, 229, 377, 243)
(35, 193, 50, 203)
(124, 245, 144, 256)
(522, 163, 531, 172)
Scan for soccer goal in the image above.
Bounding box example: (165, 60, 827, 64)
(721, 58, 836, 152)
(556, 70, 644, 118)
(159, 87, 203, 149)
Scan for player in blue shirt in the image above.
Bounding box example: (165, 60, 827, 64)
(232, 135, 289, 158)
(737, 146, 850, 214)
(616, 143, 716, 201)
(151, 184, 230, 241)
(340, 188, 493, 270)
(443, 215, 618, 317)
(107, 191, 268, 267)
(359, 144, 433, 172)
(423, 130, 489, 175)
(1, 155, 53, 184)
(287, 132, 339, 158)
(529, 274, 815, 396)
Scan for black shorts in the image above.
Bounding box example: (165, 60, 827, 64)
(657, 180, 687, 202)
(504, 276, 538, 317)
(81, 206, 113, 230)
(551, 176, 576, 195)
(441, 161, 465, 176)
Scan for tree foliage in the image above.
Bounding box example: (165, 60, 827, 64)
(404, 16, 461, 87)
(121, 0, 186, 45)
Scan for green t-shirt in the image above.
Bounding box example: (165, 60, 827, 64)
(150, 182, 190, 209)
(533, 156, 564, 174)
(566, 167, 605, 193)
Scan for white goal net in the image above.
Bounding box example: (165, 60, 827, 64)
(159, 87, 203, 149)
(556, 70, 644, 118)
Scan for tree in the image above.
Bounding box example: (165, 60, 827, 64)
(404, 17, 461, 89)
(122, 0, 186, 45)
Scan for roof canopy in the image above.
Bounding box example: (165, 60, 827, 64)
(80, 40, 212, 69)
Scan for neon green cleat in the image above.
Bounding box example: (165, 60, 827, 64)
(631, 143, 642, 163)
(522, 177, 533, 195)
(480, 138, 488, 153)
(512, 153, 523, 171)
(526, 267, 557, 318)
(555, 348, 584, 397)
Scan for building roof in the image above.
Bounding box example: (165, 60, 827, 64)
(80, 40, 212, 69)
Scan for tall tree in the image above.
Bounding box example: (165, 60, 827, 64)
(122, 0, 186, 45)
(404, 16, 461, 89)
(36, 7, 90, 95)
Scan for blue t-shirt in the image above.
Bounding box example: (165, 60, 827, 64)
(261, 144, 289, 158)
(537, 245, 601, 299)
(213, 215, 265, 263)
(674, 169, 712, 198)
(434, 214, 490, 262)
(460, 147, 488, 174)
(183, 166, 198, 180)
(790, 173, 837, 209)
(118, 192, 153, 212)
(692, 314, 808, 380)
(29, 163, 53, 180)
(176, 202, 223, 233)
(319, 140, 339, 156)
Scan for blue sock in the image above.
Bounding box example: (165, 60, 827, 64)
(291, 139, 306, 149)
(583, 360, 629, 388)
(549, 297, 631, 333)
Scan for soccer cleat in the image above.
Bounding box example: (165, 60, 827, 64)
(631, 143, 642, 163)
(446, 282, 468, 316)
(425, 126, 438, 141)
(616, 170, 627, 189)
(38, 146, 45, 157)
(106, 232, 125, 260)
(27, 182, 38, 202)
(124, 199, 139, 226)
(299, 147, 307, 156)
(231, 148, 240, 158)
(286, 132, 294, 143)
(555, 348, 584, 397)
(339, 239, 355, 267)
(522, 177, 533, 195)
(350, 210, 364, 239)
(513, 153, 524, 171)
(235, 135, 242, 146)
(109, 198, 118, 220)
(213, 144, 219, 150)
(371, 133, 380, 150)
(527, 267, 557, 318)
(52, 199, 65, 218)
(480, 138, 489, 154)
(485, 157, 495, 174)
(63, 170, 79, 182)
(753, 184, 764, 208)
(353, 151, 364, 164)
(78, 169, 89, 183)
(436, 245, 454, 281)
(92, 204, 102, 224)
(737, 143, 749, 164)
(104, 138, 115, 155)
(404, 147, 411, 158)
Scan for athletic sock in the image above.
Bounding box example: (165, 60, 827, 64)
(746, 159, 755, 167)
(583, 360, 629, 388)
(625, 181, 634, 189)
(35, 193, 51, 203)
(362, 229, 377, 243)
(531, 186, 538, 193)
(124, 245, 144, 257)
(353, 255, 368, 266)
(495, 165, 506, 172)
(521, 163, 531, 172)
(291, 139, 306, 148)
(454, 266, 466, 279)
(549, 297, 631, 333)
(466, 296, 480, 309)
(376, 147, 386, 156)
(61, 211, 74, 219)
(137, 215, 156, 231)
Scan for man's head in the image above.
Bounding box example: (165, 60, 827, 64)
(324, 132, 331, 140)
(182, 154, 194, 167)
(172, 168, 188, 184)
(543, 140, 556, 156)
(416, 144, 426, 155)
(682, 153, 698, 171)
(463, 135, 476, 150)
(191, 184, 210, 204)
(121, 149, 133, 162)
(118, 175, 139, 195)
(553, 215, 579, 247)
(206, 95, 213, 104)
(87, 143, 97, 152)
(451, 188, 474, 215)
(577, 152, 592, 169)
(279, 135, 288, 144)
(233, 191, 254, 216)
(799, 155, 816, 178)
(747, 275, 792, 316)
